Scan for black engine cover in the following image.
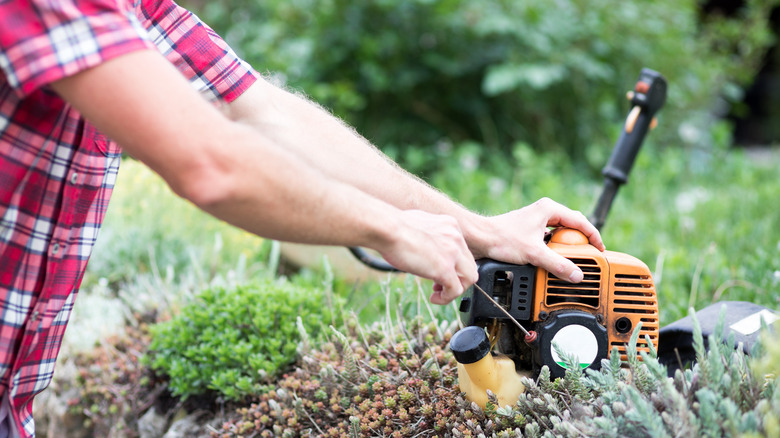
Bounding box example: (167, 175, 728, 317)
(534, 312, 609, 378)
(459, 259, 536, 325)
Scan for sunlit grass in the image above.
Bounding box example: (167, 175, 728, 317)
(85, 147, 780, 327)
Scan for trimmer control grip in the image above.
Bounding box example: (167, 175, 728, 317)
(602, 68, 667, 183)
(592, 68, 667, 230)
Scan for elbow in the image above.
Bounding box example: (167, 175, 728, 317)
(162, 122, 260, 209)
(168, 154, 238, 210)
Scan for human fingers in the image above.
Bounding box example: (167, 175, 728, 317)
(438, 262, 478, 305)
(380, 210, 477, 304)
(425, 214, 478, 304)
(533, 198, 605, 251)
(430, 283, 444, 305)
(429, 266, 464, 305)
(430, 246, 478, 305)
(528, 243, 585, 284)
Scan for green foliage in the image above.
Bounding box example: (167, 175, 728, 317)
(146, 280, 342, 401)
(422, 142, 780, 326)
(183, 0, 776, 174)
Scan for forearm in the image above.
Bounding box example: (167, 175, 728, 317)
(191, 133, 383, 246)
(193, 125, 408, 248)
(226, 84, 605, 283)
(223, 78, 493, 254)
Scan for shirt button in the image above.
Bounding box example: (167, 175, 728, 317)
(52, 243, 60, 255)
(70, 172, 79, 184)
(31, 311, 39, 321)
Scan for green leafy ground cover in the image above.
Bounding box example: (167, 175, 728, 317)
(146, 281, 343, 401)
(38, 1, 780, 435)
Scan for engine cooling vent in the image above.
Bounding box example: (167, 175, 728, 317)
(611, 273, 656, 314)
(610, 272, 658, 360)
(545, 258, 601, 308)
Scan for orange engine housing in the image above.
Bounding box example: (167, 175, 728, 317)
(456, 227, 659, 378)
(535, 228, 659, 361)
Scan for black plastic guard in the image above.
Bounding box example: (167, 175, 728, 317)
(657, 301, 779, 376)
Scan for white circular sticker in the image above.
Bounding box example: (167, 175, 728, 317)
(550, 324, 598, 369)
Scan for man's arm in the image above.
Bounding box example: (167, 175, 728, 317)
(50, 49, 478, 303)
(221, 77, 605, 284)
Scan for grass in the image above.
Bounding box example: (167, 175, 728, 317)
(82, 159, 270, 304)
(84, 145, 780, 327)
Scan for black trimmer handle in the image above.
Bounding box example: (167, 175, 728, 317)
(591, 68, 667, 230)
(348, 246, 399, 272)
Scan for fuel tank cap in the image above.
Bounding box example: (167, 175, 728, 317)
(549, 228, 589, 245)
(450, 326, 491, 364)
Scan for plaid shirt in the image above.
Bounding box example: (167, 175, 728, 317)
(0, 0, 257, 435)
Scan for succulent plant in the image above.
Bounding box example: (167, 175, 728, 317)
(63, 312, 160, 437)
(59, 296, 778, 438)
(216, 310, 779, 438)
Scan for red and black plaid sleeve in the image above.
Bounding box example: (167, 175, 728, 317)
(138, 0, 258, 103)
(0, 0, 155, 98)
(0, 1, 258, 436)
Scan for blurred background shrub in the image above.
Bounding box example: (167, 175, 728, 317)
(184, 0, 776, 175)
(78, 0, 780, 332)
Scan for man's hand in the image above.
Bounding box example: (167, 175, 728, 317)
(376, 210, 478, 305)
(469, 197, 604, 283)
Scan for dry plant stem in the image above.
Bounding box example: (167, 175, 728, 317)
(297, 400, 325, 435)
(712, 279, 758, 302)
(415, 277, 440, 338)
(473, 284, 531, 338)
(384, 281, 395, 342)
